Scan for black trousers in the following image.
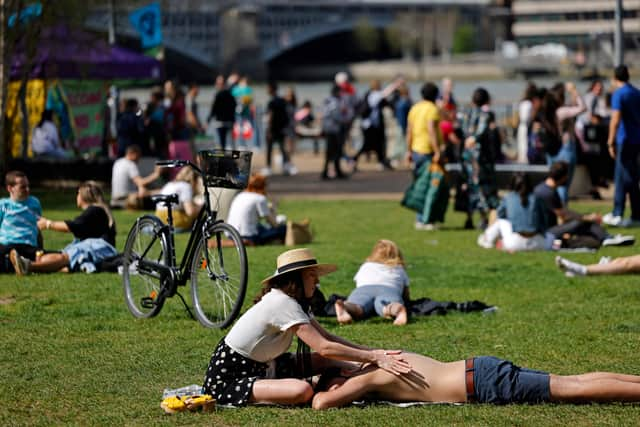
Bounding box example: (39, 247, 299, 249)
(323, 132, 345, 177)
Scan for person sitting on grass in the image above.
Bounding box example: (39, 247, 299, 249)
(10, 181, 117, 275)
(534, 161, 635, 250)
(0, 171, 42, 273)
(202, 248, 412, 407)
(477, 173, 547, 252)
(226, 173, 286, 245)
(334, 239, 410, 326)
(312, 351, 640, 409)
(154, 166, 202, 231)
(556, 254, 640, 277)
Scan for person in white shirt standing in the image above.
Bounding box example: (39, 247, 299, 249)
(334, 239, 410, 326)
(226, 173, 286, 245)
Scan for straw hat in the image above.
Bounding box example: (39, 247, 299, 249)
(261, 248, 337, 285)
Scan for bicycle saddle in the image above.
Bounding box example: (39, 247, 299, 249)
(151, 194, 179, 206)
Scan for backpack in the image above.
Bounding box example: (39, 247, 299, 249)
(540, 127, 562, 156)
(356, 91, 372, 119)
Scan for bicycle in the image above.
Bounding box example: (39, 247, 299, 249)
(121, 149, 252, 328)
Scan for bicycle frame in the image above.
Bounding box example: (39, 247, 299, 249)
(135, 160, 226, 299)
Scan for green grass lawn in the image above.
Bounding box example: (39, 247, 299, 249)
(2, 190, 640, 426)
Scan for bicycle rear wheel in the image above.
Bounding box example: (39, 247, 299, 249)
(123, 215, 171, 318)
(190, 222, 248, 328)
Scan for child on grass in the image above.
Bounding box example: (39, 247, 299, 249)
(335, 239, 410, 326)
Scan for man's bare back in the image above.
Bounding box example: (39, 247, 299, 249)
(313, 353, 467, 409)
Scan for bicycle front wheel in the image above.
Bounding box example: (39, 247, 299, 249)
(190, 222, 248, 328)
(123, 215, 171, 318)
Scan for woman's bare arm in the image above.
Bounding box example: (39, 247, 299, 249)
(294, 321, 411, 375)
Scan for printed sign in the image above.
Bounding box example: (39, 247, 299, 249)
(129, 3, 163, 49)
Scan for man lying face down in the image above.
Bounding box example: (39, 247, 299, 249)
(312, 352, 640, 409)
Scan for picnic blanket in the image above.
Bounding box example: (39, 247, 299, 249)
(311, 289, 495, 318)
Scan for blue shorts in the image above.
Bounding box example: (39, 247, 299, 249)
(346, 285, 404, 317)
(473, 356, 551, 404)
(63, 238, 118, 272)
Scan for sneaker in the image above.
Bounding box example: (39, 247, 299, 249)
(477, 233, 493, 249)
(602, 234, 635, 247)
(9, 249, 30, 276)
(283, 163, 298, 176)
(598, 256, 612, 265)
(602, 213, 623, 227)
(555, 256, 587, 276)
(415, 222, 437, 231)
(260, 167, 272, 177)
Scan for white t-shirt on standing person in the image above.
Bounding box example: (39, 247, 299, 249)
(354, 261, 409, 292)
(225, 289, 310, 363)
(226, 192, 271, 237)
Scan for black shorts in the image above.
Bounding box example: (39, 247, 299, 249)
(202, 338, 300, 407)
(0, 244, 38, 273)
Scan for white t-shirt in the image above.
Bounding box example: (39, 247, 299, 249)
(226, 192, 270, 237)
(354, 262, 409, 291)
(31, 121, 61, 155)
(156, 181, 193, 210)
(111, 158, 140, 200)
(225, 289, 310, 362)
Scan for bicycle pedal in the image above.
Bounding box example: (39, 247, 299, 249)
(141, 297, 157, 308)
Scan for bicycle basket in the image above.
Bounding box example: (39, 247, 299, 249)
(198, 150, 253, 189)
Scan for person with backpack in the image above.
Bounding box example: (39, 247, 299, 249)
(321, 85, 349, 180)
(460, 87, 501, 230)
(352, 78, 403, 171)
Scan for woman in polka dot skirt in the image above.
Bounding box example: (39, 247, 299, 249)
(202, 248, 412, 407)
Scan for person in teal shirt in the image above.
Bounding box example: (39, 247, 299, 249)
(0, 171, 42, 272)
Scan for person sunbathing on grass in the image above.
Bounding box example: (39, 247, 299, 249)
(312, 352, 640, 409)
(556, 254, 640, 277)
(334, 239, 409, 326)
(202, 248, 411, 408)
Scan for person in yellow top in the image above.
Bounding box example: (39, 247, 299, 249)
(404, 82, 447, 231)
(405, 82, 443, 177)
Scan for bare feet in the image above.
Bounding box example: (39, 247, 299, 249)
(393, 305, 407, 326)
(384, 303, 408, 326)
(334, 300, 353, 325)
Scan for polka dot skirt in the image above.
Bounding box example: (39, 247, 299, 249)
(202, 338, 299, 406)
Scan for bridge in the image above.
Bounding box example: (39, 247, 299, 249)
(85, 0, 498, 79)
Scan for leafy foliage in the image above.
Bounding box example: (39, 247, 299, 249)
(452, 24, 475, 55)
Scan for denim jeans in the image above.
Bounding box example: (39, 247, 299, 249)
(613, 143, 640, 219)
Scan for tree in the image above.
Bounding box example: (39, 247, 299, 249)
(452, 24, 475, 54)
(353, 17, 379, 54)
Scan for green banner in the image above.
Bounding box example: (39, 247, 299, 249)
(59, 80, 106, 155)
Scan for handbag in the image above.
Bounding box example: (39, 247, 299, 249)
(285, 219, 313, 246)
